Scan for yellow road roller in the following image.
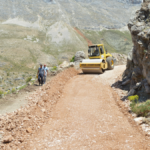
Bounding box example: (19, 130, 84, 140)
(80, 44, 114, 73)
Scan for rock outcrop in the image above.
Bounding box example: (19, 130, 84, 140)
(74, 51, 86, 64)
(123, 0, 150, 96)
(112, 53, 127, 65)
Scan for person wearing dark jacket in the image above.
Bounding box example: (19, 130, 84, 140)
(37, 64, 45, 85)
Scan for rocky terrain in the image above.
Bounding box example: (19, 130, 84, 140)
(0, 0, 142, 29)
(3, 1, 150, 149)
(0, 0, 142, 95)
(122, 0, 150, 101)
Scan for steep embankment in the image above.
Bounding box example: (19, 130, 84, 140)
(0, 68, 78, 149)
(123, 0, 150, 100)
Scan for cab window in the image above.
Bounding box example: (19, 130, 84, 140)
(100, 46, 104, 54)
(88, 46, 100, 57)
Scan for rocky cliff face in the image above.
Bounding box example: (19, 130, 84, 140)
(123, 0, 150, 99)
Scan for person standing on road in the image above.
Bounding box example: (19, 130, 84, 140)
(37, 64, 45, 86)
(43, 64, 48, 84)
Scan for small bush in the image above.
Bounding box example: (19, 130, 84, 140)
(26, 77, 32, 83)
(128, 95, 139, 101)
(70, 56, 75, 62)
(0, 90, 4, 96)
(12, 88, 16, 93)
(51, 66, 57, 71)
(130, 100, 150, 117)
(22, 74, 25, 78)
(7, 90, 11, 94)
(0, 90, 4, 98)
(7, 72, 10, 76)
(58, 61, 62, 65)
(4, 92, 7, 96)
(19, 85, 27, 90)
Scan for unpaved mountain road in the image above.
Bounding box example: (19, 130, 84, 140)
(25, 66, 150, 150)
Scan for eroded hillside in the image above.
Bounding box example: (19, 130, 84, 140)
(0, 0, 141, 29)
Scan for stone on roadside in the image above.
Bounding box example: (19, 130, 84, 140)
(74, 51, 85, 63)
(41, 109, 46, 113)
(122, 79, 130, 86)
(143, 118, 150, 125)
(59, 61, 70, 69)
(57, 68, 62, 73)
(23, 117, 29, 122)
(127, 89, 136, 97)
(134, 117, 145, 125)
(69, 62, 75, 67)
(146, 112, 150, 118)
(2, 135, 13, 143)
(50, 71, 57, 76)
(28, 82, 32, 85)
(26, 127, 32, 133)
(19, 137, 24, 143)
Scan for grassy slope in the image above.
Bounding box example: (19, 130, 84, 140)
(0, 23, 133, 92)
(81, 29, 132, 55)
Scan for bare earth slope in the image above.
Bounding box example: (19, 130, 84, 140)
(25, 66, 149, 150)
(0, 0, 141, 29)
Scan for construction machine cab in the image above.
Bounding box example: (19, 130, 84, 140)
(88, 44, 107, 60)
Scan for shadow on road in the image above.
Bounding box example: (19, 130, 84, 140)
(111, 79, 130, 101)
(111, 79, 150, 102)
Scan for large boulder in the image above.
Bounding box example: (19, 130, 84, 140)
(74, 51, 86, 63)
(59, 61, 70, 68)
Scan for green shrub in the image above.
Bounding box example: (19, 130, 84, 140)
(22, 74, 25, 78)
(130, 100, 150, 117)
(26, 77, 32, 83)
(58, 61, 62, 65)
(0, 90, 4, 98)
(7, 90, 11, 94)
(7, 72, 10, 76)
(0, 90, 4, 96)
(19, 85, 27, 90)
(128, 95, 139, 102)
(12, 88, 16, 93)
(70, 56, 75, 62)
(4, 92, 7, 96)
(51, 66, 57, 71)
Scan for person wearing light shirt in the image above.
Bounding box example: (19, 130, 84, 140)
(43, 64, 48, 84)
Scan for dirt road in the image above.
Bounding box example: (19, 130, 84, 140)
(25, 66, 150, 150)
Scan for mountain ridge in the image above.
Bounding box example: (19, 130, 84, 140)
(0, 0, 142, 29)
